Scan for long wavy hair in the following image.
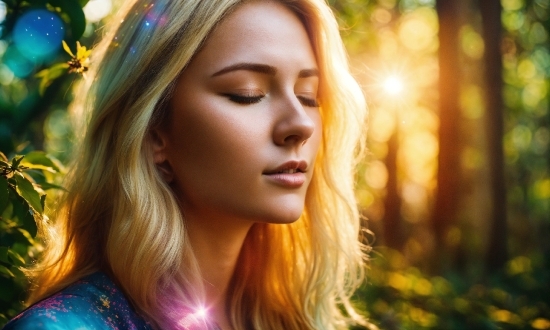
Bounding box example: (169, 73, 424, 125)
(27, 0, 370, 328)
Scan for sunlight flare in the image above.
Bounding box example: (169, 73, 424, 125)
(383, 76, 405, 95)
(196, 307, 207, 318)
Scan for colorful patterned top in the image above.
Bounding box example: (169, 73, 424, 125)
(2, 272, 153, 330)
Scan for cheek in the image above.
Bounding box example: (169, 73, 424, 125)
(308, 109, 323, 154)
(165, 95, 270, 203)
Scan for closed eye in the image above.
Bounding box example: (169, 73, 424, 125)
(297, 96, 319, 107)
(223, 93, 264, 104)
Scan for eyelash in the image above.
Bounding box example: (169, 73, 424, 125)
(225, 94, 264, 104)
(297, 96, 319, 108)
(224, 94, 319, 107)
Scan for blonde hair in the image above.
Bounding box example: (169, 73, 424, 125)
(28, 0, 370, 328)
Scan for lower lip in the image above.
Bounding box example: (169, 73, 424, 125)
(263, 173, 306, 188)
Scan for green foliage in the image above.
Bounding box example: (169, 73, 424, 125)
(35, 62, 70, 96)
(0, 0, 90, 155)
(353, 248, 550, 330)
(48, 0, 89, 40)
(0, 151, 63, 326)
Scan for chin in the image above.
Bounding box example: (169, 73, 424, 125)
(260, 204, 305, 224)
(232, 195, 307, 224)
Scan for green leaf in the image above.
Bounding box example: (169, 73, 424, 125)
(9, 190, 38, 237)
(0, 152, 7, 162)
(40, 194, 46, 211)
(10, 265, 25, 279)
(7, 250, 25, 267)
(17, 228, 36, 246)
(38, 79, 49, 96)
(24, 151, 64, 172)
(36, 63, 70, 95)
(0, 247, 8, 263)
(0, 176, 9, 215)
(36, 63, 70, 78)
(39, 182, 66, 191)
(20, 164, 56, 173)
(0, 265, 14, 277)
(50, 0, 87, 39)
(20, 151, 63, 173)
(11, 156, 24, 171)
(14, 173, 43, 214)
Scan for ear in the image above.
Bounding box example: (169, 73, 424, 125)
(148, 128, 174, 182)
(149, 128, 168, 163)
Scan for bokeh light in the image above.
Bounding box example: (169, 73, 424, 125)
(502, 0, 524, 11)
(0, 1, 6, 24)
(3, 46, 34, 78)
(365, 160, 389, 190)
(83, 0, 113, 23)
(502, 11, 526, 31)
(13, 9, 64, 62)
(398, 7, 438, 52)
(0, 64, 14, 85)
(400, 131, 438, 186)
(370, 109, 396, 142)
(383, 76, 404, 95)
(460, 25, 485, 59)
(460, 84, 484, 119)
(0, 40, 6, 56)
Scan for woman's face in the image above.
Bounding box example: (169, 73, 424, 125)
(153, 1, 322, 224)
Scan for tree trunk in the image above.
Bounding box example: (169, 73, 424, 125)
(384, 130, 402, 250)
(432, 0, 462, 257)
(480, 0, 507, 271)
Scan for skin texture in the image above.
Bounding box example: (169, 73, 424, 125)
(151, 2, 321, 328)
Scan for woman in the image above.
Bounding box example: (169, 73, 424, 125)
(4, 0, 369, 329)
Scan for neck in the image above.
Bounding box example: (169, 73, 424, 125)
(184, 209, 253, 330)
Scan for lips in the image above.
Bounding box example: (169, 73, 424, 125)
(263, 160, 308, 188)
(263, 160, 308, 175)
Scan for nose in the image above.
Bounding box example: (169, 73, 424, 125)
(272, 94, 316, 147)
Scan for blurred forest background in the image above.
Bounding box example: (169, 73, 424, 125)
(0, 0, 549, 329)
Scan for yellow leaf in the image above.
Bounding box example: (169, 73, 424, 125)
(82, 49, 92, 60)
(62, 40, 75, 57)
(51, 63, 70, 70)
(39, 78, 50, 96)
(76, 44, 91, 60)
(35, 69, 50, 78)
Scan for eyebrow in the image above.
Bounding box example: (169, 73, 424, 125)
(211, 62, 319, 78)
(298, 68, 319, 78)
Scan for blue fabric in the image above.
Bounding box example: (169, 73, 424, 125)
(2, 272, 153, 330)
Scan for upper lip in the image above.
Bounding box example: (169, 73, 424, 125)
(263, 160, 308, 174)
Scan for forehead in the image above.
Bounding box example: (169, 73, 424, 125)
(189, 1, 317, 74)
